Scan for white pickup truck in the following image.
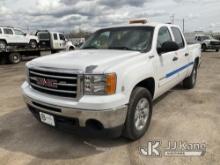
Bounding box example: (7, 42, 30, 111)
(22, 21, 201, 140)
(195, 34, 220, 52)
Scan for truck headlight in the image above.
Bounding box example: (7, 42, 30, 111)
(84, 73, 116, 95)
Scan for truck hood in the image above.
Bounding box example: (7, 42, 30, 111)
(29, 49, 141, 73)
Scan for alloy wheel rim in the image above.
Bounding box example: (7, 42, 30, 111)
(134, 98, 150, 131)
(192, 68, 197, 85)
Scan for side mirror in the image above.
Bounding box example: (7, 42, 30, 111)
(158, 41, 179, 54)
(23, 33, 27, 36)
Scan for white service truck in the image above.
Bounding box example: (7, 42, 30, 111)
(22, 21, 201, 140)
(36, 30, 75, 51)
(0, 29, 75, 64)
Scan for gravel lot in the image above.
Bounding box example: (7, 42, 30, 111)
(0, 52, 219, 165)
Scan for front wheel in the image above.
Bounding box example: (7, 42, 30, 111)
(8, 53, 21, 64)
(183, 63, 198, 89)
(123, 87, 152, 140)
(29, 40, 37, 49)
(0, 40, 7, 50)
(202, 44, 206, 52)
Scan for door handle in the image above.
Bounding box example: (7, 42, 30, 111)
(185, 53, 189, 57)
(173, 57, 178, 61)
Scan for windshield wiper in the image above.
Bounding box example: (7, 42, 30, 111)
(108, 46, 135, 51)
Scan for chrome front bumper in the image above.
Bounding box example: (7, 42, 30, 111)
(24, 95, 128, 129)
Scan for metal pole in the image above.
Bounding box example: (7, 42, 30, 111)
(183, 19, 185, 33)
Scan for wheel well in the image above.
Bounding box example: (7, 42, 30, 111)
(135, 78, 155, 98)
(0, 39, 7, 44)
(30, 39, 37, 43)
(195, 57, 199, 66)
(69, 46, 75, 50)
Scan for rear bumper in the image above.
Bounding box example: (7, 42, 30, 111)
(23, 95, 127, 130)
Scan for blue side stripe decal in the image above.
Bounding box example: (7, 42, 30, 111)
(166, 62, 194, 78)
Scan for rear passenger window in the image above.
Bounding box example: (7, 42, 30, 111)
(53, 33, 58, 40)
(157, 27, 172, 51)
(3, 28, 13, 35)
(171, 27, 185, 48)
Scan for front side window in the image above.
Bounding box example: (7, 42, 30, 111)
(171, 27, 185, 48)
(3, 28, 13, 35)
(14, 29, 25, 35)
(157, 26, 172, 52)
(59, 34, 65, 41)
(82, 27, 154, 52)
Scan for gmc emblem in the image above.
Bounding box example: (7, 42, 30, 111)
(36, 77, 58, 88)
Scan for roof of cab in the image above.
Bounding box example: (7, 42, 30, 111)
(99, 22, 178, 30)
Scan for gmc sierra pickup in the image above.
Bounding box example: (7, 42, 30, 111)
(21, 21, 201, 140)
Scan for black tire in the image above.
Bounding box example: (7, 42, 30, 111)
(216, 49, 219, 52)
(202, 44, 206, 52)
(29, 40, 37, 49)
(183, 62, 198, 89)
(0, 40, 7, 50)
(123, 87, 153, 140)
(8, 53, 21, 64)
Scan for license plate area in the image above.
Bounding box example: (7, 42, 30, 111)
(39, 112, 55, 127)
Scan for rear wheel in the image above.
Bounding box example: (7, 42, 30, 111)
(0, 40, 7, 50)
(29, 40, 37, 49)
(216, 49, 219, 52)
(183, 62, 198, 89)
(8, 53, 21, 64)
(123, 87, 152, 140)
(202, 44, 206, 52)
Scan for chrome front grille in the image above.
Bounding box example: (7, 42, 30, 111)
(29, 68, 79, 98)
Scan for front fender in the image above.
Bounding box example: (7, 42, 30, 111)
(121, 60, 154, 102)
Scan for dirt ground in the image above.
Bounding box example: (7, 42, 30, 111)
(0, 52, 219, 165)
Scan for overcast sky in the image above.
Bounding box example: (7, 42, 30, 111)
(0, 0, 220, 33)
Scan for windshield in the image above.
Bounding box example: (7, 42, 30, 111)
(82, 27, 154, 52)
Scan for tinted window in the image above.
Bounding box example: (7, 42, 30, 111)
(157, 26, 172, 50)
(0, 28, 2, 34)
(171, 27, 185, 48)
(3, 28, 13, 35)
(53, 33, 58, 40)
(59, 34, 65, 41)
(14, 29, 25, 35)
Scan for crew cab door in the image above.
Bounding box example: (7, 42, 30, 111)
(155, 26, 180, 92)
(51, 33, 59, 49)
(13, 29, 28, 44)
(170, 27, 191, 81)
